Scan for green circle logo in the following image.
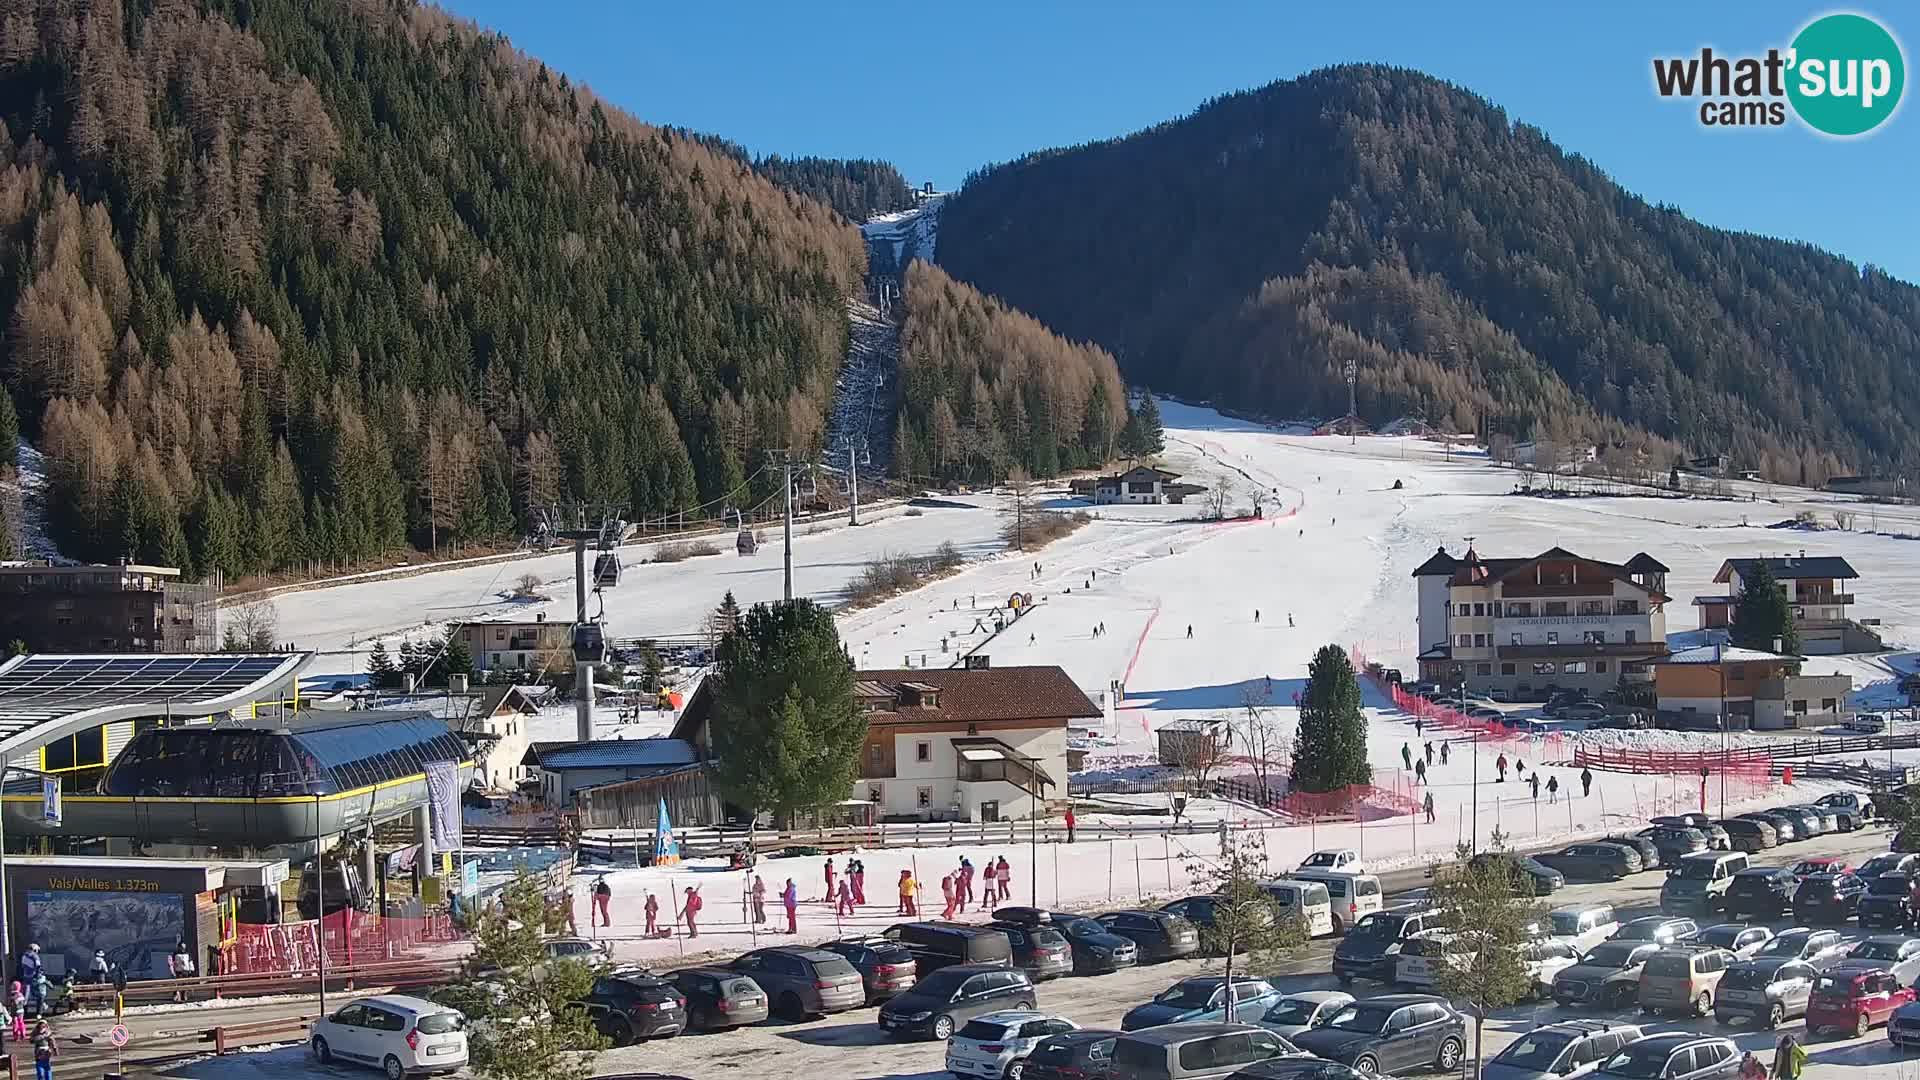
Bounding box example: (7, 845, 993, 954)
(1787, 13, 1906, 136)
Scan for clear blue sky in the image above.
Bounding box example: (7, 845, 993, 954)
(441, 2, 1917, 283)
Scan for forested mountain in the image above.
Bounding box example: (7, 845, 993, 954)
(892, 260, 1125, 485)
(0, 0, 868, 577)
(674, 131, 917, 223)
(938, 64, 1920, 482)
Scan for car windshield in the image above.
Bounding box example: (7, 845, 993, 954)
(1352, 913, 1408, 938)
(1798, 879, 1838, 898)
(959, 1020, 1016, 1041)
(1870, 876, 1911, 895)
(1263, 998, 1325, 1026)
(1326, 1004, 1394, 1034)
(1602, 1043, 1678, 1079)
(1058, 916, 1106, 937)
(1494, 1031, 1574, 1070)
(1304, 853, 1342, 867)
(1676, 860, 1718, 880)
(1156, 982, 1219, 1007)
(1582, 943, 1644, 967)
(1722, 965, 1780, 990)
(1853, 941, 1905, 960)
(414, 1012, 464, 1034)
(1031, 928, 1068, 947)
(1760, 934, 1809, 956)
(1550, 913, 1587, 936)
(909, 971, 967, 998)
(1643, 954, 1693, 977)
(1699, 926, 1743, 947)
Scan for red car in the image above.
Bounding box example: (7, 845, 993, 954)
(1806, 969, 1915, 1037)
(1792, 856, 1851, 879)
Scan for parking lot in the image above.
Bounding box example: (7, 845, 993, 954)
(590, 815, 1918, 1079)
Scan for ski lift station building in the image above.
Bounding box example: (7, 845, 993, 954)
(0, 653, 473, 847)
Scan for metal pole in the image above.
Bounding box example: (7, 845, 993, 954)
(783, 458, 794, 603)
(1029, 814, 1037, 907)
(0, 764, 10, 981)
(850, 445, 860, 527)
(315, 793, 327, 1013)
(1471, 729, 1480, 850)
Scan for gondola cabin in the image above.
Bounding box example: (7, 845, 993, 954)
(593, 552, 622, 587)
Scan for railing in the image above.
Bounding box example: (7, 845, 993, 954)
(205, 1016, 314, 1055)
(65, 958, 465, 1008)
(1569, 732, 1920, 772)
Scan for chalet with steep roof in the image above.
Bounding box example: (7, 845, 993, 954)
(1695, 554, 1876, 655)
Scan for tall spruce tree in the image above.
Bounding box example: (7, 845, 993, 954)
(1133, 394, 1166, 457)
(0, 391, 17, 468)
(1290, 644, 1372, 792)
(1730, 561, 1800, 655)
(1428, 837, 1541, 1077)
(709, 599, 865, 827)
(367, 639, 397, 689)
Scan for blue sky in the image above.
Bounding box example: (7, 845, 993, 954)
(441, 2, 1916, 283)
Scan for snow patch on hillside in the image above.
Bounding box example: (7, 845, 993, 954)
(2, 439, 61, 562)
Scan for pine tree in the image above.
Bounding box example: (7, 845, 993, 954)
(399, 639, 420, 682)
(708, 599, 865, 827)
(1132, 395, 1165, 458)
(1429, 837, 1546, 1076)
(367, 639, 397, 689)
(0, 391, 17, 469)
(1730, 561, 1800, 655)
(1290, 645, 1372, 792)
(440, 631, 475, 684)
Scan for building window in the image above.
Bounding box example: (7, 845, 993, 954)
(1532, 663, 1556, 676)
(917, 787, 933, 808)
(1821, 698, 1837, 711)
(1501, 664, 1516, 675)
(1506, 602, 1533, 618)
(1624, 630, 1637, 645)
(868, 785, 884, 803)
(1456, 635, 1470, 648)
(869, 744, 883, 766)
(1546, 632, 1559, 645)
(1476, 664, 1491, 676)
(1562, 661, 1587, 674)
(494, 629, 505, 641)
(915, 741, 932, 763)
(1582, 630, 1605, 645)
(1472, 603, 1486, 617)
(1473, 634, 1487, 647)
(1792, 700, 1808, 714)
(1595, 661, 1609, 673)
(1544, 602, 1569, 616)
(1577, 601, 1604, 616)
(1510, 632, 1523, 646)
(1457, 604, 1471, 617)
(1615, 600, 1640, 615)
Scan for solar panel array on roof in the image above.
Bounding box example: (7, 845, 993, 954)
(0, 654, 299, 734)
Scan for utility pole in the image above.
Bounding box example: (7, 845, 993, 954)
(850, 444, 860, 527)
(767, 450, 796, 603)
(1344, 359, 1358, 446)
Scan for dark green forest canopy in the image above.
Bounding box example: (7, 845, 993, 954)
(938, 63, 1920, 482)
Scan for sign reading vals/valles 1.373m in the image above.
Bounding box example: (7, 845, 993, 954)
(1653, 12, 1906, 135)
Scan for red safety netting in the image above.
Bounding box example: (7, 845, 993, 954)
(227, 909, 463, 975)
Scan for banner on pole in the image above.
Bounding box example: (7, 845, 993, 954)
(41, 777, 60, 827)
(653, 797, 680, 866)
(424, 760, 461, 850)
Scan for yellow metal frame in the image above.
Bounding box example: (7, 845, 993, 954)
(4, 760, 475, 806)
(37, 691, 308, 777)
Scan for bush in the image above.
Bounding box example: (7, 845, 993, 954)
(846, 543, 967, 606)
(654, 539, 720, 563)
(1003, 510, 1090, 549)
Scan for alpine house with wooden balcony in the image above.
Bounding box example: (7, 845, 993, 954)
(1412, 545, 1671, 697)
(1695, 554, 1881, 655)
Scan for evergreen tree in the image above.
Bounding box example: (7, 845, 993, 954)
(0, 391, 17, 469)
(440, 631, 475, 685)
(3, 640, 26, 659)
(367, 639, 397, 689)
(1730, 561, 1800, 655)
(1181, 835, 1308, 993)
(708, 599, 865, 827)
(1132, 394, 1166, 458)
(1290, 645, 1372, 792)
(1429, 836, 1546, 1077)
(399, 639, 420, 682)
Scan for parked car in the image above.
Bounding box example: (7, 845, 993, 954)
(1534, 844, 1640, 882)
(885, 921, 1015, 974)
(1299, 849, 1365, 874)
(310, 994, 469, 1078)
(1712, 958, 1818, 1029)
(1289, 995, 1466, 1078)
(1613, 916, 1699, 946)
(1161, 896, 1230, 951)
(1859, 873, 1916, 930)
(1257, 880, 1337, 937)
(1122, 976, 1285, 1030)
(992, 909, 1138, 975)
(1793, 873, 1868, 925)
(1110, 1022, 1298, 1080)
(1660, 853, 1750, 913)
(1775, 806, 1825, 839)
(1724, 868, 1799, 919)
(1888, 999, 1920, 1050)
(878, 964, 1036, 1041)
(1816, 791, 1876, 821)
(1027, 1029, 1122, 1080)
(1638, 826, 1710, 863)
(1098, 910, 1202, 962)
(1638, 946, 1735, 1017)
(1468, 852, 1564, 896)
(1694, 923, 1773, 959)
(946, 1011, 1079, 1080)
(729, 947, 865, 1019)
(1548, 904, 1621, 954)
(1805, 968, 1916, 1037)
(1289, 871, 1386, 935)
(1790, 857, 1850, 879)
(1253, 990, 1355, 1040)
(1834, 935, 1920, 987)
(1847, 713, 1889, 734)
(1738, 810, 1797, 843)
(667, 968, 768, 1031)
(1601, 835, 1663, 871)
(1789, 805, 1840, 834)
(1333, 905, 1445, 986)
(819, 936, 919, 1002)
(1859, 853, 1920, 879)
(1233, 1060, 1370, 1080)
(1481, 1020, 1644, 1080)
(993, 922, 1075, 980)
(575, 971, 687, 1045)
(1755, 928, 1851, 969)
(1594, 1033, 1740, 1080)
(1553, 940, 1665, 1010)
(1716, 817, 1776, 853)
(1653, 815, 1730, 851)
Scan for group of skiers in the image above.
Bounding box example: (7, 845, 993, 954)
(1401, 730, 1600, 824)
(0, 945, 75, 1079)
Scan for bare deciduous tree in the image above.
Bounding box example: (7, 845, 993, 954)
(1162, 717, 1230, 793)
(222, 599, 280, 652)
(1234, 687, 1293, 799)
(1203, 471, 1238, 521)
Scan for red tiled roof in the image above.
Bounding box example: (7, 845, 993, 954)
(854, 666, 1101, 726)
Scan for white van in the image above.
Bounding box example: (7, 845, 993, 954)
(1548, 903, 1620, 953)
(1290, 870, 1384, 935)
(1260, 878, 1335, 938)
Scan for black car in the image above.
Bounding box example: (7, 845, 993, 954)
(1603, 835, 1664, 871)
(1469, 853, 1564, 896)
(1595, 1033, 1740, 1080)
(989, 921, 1074, 980)
(578, 970, 688, 1045)
(1860, 853, 1920, 879)
(1639, 827, 1710, 863)
(885, 921, 1014, 974)
(876, 964, 1035, 1041)
(1551, 940, 1665, 1009)
(667, 967, 769, 1031)
(818, 936, 919, 1002)
(1739, 811, 1797, 843)
(1793, 873, 1867, 925)
(1289, 994, 1467, 1077)
(1724, 868, 1798, 919)
(1160, 895, 1230, 952)
(1027, 1029, 1122, 1080)
(1534, 844, 1639, 882)
(993, 907, 1138, 973)
(1718, 818, 1776, 853)
(1613, 916, 1700, 946)
(1858, 873, 1914, 929)
(1095, 910, 1201, 962)
(1334, 906, 1446, 985)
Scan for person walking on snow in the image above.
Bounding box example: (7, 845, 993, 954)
(1414, 716, 1424, 737)
(1186, 625, 1193, 639)
(644, 890, 660, 936)
(837, 877, 855, 917)
(593, 875, 613, 927)
(902, 870, 921, 916)
(851, 860, 867, 905)
(1440, 741, 1450, 766)
(941, 873, 957, 919)
(1547, 775, 1561, 804)
(1401, 743, 1412, 770)
(782, 878, 799, 934)
(1065, 807, 1077, 843)
(1424, 742, 1434, 766)
(1495, 753, 1509, 783)
(981, 859, 997, 904)
(679, 885, 703, 938)
(824, 857, 837, 900)
(29, 1018, 53, 1080)
(997, 856, 1013, 902)
(1254, 610, 1260, 623)
(1580, 768, 1594, 798)
(1515, 759, 1527, 778)
(1414, 758, 1427, 785)
(1423, 791, 1436, 824)
(750, 875, 768, 924)
(1529, 773, 1541, 801)
(1287, 614, 1294, 627)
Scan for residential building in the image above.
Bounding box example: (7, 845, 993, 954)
(1696, 555, 1875, 655)
(453, 615, 574, 673)
(673, 659, 1097, 822)
(392, 682, 543, 790)
(521, 737, 704, 806)
(1653, 645, 1851, 730)
(1093, 466, 1191, 505)
(1411, 545, 1671, 697)
(0, 562, 218, 653)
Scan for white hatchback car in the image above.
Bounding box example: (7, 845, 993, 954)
(311, 994, 469, 1079)
(945, 1010, 1078, 1080)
